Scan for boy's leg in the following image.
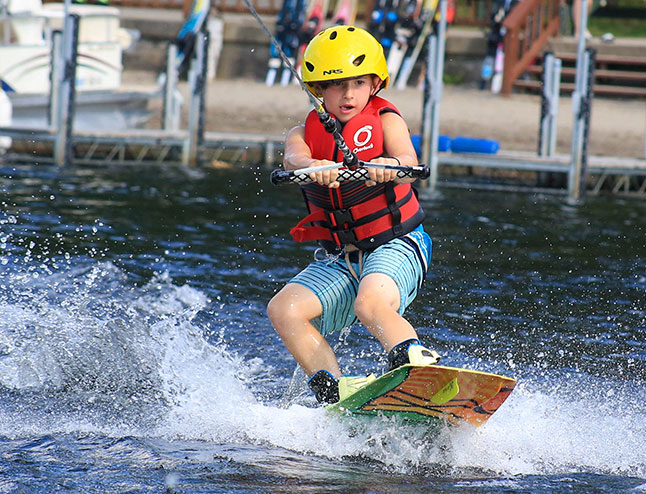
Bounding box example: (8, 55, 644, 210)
(354, 275, 440, 369)
(353, 272, 418, 351)
(267, 282, 341, 378)
(354, 234, 440, 369)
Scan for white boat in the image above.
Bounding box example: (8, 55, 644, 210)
(0, 0, 156, 130)
(0, 87, 10, 149)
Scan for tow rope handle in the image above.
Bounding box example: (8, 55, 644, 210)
(270, 162, 430, 185)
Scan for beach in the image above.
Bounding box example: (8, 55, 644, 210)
(123, 70, 646, 159)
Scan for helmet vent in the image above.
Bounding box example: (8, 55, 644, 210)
(329, 30, 338, 40)
(353, 54, 365, 67)
(347, 27, 355, 32)
(305, 61, 315, 72)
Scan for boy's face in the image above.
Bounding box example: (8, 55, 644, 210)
(315, 75, 380, 123)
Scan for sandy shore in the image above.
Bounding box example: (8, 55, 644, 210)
(123, 71, 646, 159)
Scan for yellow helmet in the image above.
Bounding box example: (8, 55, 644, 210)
(301, 25, 389, 97)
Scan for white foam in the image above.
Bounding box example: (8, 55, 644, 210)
(158, 331, 646, 477)
(1, 262, 644, 479)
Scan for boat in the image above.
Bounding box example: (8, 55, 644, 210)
(0, 0, 157, 131)
(0, 86, 10, 150)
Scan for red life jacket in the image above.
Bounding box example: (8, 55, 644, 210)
(290, 96, 425, 252)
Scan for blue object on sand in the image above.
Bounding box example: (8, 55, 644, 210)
(450, 136, 499, 154)
(411, 135, 452, 157)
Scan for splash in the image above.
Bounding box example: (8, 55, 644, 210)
(1, 262, 644, 480)
(178, 375, 646, 479)
(0, 261, 214, 435)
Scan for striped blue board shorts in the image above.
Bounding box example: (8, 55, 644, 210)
(290, 224, 432, 336)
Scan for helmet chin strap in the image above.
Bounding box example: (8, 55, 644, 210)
(243, 0, 360, 169)
(370, 77, 385, 98)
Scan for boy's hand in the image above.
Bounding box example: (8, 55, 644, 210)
(308, 160, 340, 188)
(365, 157, 401, 187)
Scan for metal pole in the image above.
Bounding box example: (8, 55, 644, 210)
(538, 54, 562, 187)
(163, 43, 181, 131)
(182, 31, 208, 167)
(54, 10, 79, 167)
(48, 31, 62, 128)
(548, 57, 562, 156)
(421, 34, 437, 169)
(197, 31, 209, 152)
(539, 54, 562, 158)
(567, 0, 589, 202)
(539, 53, 554, 157)
(580, 48, 596, 181)
(422, 0, 448, 192)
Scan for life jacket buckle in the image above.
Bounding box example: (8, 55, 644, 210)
(329, 208, 354, 227)
(333, 229, 357, 245)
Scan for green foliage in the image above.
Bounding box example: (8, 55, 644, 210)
(588, 16, 646, 38)
(443, 72, 465, 85)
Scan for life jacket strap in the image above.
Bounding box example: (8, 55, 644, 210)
(290, 184, 416, 247)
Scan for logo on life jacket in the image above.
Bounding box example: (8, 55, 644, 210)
(353, 125, 374, 153)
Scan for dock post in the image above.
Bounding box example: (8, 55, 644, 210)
(537, 53, 562, 187)
(206, 17, 223, 81)
(53, 11, 79, 167)
(421, 0, 448, 192)
(538, 53, 561, 158)
(48, 31, 62, 128)
(548, 57, 562, 156)
(567, 0, 590, 202)
(421, 34, 437, 184)
(162, 43, 182, 131)
(581, 48, 595, 175)
(264, 140, 276, 168)
(183, 31, 209, 168)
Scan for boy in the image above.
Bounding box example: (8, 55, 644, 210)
(267, 25, 440, 404)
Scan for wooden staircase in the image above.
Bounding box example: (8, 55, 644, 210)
(515, 49, 646, 98)
(499, 0, 646, 98)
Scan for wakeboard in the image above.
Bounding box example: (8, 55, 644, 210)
(327, 364, 515, 427)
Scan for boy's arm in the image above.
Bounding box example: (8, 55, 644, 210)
(284, 125, 340, 188)
(381, 112, 419, 168)
(365, 112, 419, 186)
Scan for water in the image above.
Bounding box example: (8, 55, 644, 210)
(1, 162, 645, 493)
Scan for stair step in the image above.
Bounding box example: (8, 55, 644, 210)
(513, 79, 646, 97)
(550, 53, 646, 67)
(525, 65, 646, 83)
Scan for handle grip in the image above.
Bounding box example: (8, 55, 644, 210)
(270, 162, 430, 185)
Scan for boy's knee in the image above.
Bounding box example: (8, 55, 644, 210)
(354, 291, 398, 322)
(267, 294, 287, 325)
(267, 291, 306, 328)
(354, 294, 378, 322)
(266, 296, 276, 319)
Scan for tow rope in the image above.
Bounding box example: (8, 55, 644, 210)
(242, 0, 360, 169)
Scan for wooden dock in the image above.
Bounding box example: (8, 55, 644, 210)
(0, 126, 283, 167)
(1, 6, 645, 198)
(2, 126, 645, 197)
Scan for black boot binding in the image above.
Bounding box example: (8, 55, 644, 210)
(387, 338, 421, 371)
(308, 370, 340, 404)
